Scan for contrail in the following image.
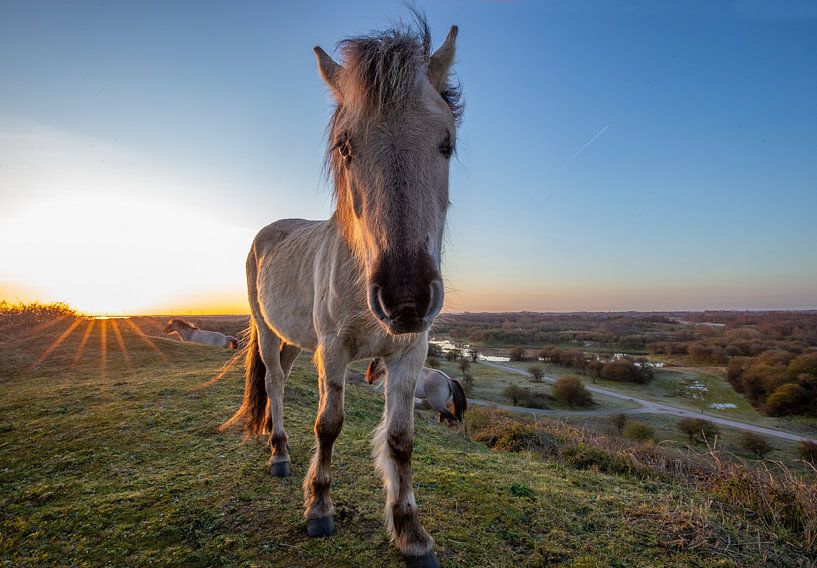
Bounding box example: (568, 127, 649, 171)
(561, 124, 610, 168)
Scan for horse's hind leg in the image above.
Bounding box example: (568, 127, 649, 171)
(303, 345, 347, 537)
(375, 342, 439, 567)
(257, 326, 291, 477)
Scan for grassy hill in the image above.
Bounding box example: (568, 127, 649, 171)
(1, 316, 814, 566)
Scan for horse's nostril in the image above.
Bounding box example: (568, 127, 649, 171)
(367, 284, 392, 324)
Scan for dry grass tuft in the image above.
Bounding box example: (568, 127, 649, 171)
(466, 406, 817, 556)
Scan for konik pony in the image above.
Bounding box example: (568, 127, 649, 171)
(163, 318, 238, 349)
(221, 18, 461, 568)
(366, 358, 467, 423)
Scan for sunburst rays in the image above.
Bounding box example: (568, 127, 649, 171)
(71, 318, 96, 367)
(29, 317, 84, 370)
(190, 348, 243, 391)
(124, 318, 169, 362)
(17, 314, 238, 390)
(99, 318, 108, 378)
(110, 319, 133, 372)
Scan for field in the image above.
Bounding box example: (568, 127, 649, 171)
(3, 315, 816, 566)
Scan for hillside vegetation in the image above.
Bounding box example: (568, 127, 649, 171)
(1, 314, 816, 566)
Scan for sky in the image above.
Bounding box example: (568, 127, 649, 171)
(1, 0, 816, 314)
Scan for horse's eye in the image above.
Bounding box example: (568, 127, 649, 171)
(439, 134, 454, 159)
(337, 138, 353, 161)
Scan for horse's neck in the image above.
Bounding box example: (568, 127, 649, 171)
(176, 327, 195, 341)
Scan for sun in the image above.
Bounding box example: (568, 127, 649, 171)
(0, 194, 252, 315)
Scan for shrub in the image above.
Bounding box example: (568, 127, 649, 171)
(425, 356, 440, 369)
(740, 432, 772, 459)
(788, 352, 817, 378)
(624, 421, 654, 442)
(678, 418, 720, 444)
(509, 347, 527, 362)
(552, 376, 593, 408)
(765, 383, 810, 416)
(797, 441, 817, 466)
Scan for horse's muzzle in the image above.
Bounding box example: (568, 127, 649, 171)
(367, 279, 444, 335)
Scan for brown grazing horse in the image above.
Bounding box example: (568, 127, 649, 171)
(221, 17, 461, 568)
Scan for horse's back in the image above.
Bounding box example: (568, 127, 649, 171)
(249, 218, 330, 351)
(251, 219, 324, 259)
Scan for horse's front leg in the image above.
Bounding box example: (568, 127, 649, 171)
(375, 340, 440, 568)
(303, 345, 348, 537)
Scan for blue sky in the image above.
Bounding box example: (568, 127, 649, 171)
(1, 1, 816, 313)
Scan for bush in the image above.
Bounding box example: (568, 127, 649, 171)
(797, 440, 817, 466)
(552, 376, 593, 408)
(678, 418, 720, 444)
(509, 347, 527, 362)
(765, 383, 809, 416)
(425, 356, 440, 369)
(740, 432, 772, 459)
(624, 421, 654, 442)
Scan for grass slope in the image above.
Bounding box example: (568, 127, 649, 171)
(0, 318, 807, 566)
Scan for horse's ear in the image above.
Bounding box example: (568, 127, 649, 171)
(314, 46, 342, 99)
(428, 25, 457, 92)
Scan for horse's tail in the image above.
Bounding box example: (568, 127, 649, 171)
(226, 336, 239, 349)
(450, 378, 468, 421)
(219, 320, 269, 436)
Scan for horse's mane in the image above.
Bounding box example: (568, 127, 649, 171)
(168, 318, 197, 330)
(326, 15, 463, 187)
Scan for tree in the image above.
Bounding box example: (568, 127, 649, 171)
(509, 347, 526, 362)
(552, 376, 593, 408)
(678, 418, 720, 444)
(462, 373, 474, 395)
(458, 358, 471, 377)
(503, 384, 523, 406)
(740, 432, 772, 459)
(624, 421, 654, 442)
(426, 356, 440, 369)
(468, 348, 480, 362)
(528, 366, 544, 383)
(445, 349, 460, 362)
(610, 413, 628, 434)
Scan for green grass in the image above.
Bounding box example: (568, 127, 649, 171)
(0, 317, 812, 566)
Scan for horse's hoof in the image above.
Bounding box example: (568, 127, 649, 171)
(269, 461, 291, 478)
(306, 516, 334, 538)
(404, 551, 440, 568)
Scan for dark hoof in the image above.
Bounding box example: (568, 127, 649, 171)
(306, 516, 334, 538)
(404, 551, 440, 568)
(269, 461, 291, 478)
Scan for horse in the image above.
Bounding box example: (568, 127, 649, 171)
(366, 358, 467, 423)
(220, 17, 460, 568)
(163, 318, 239, 349)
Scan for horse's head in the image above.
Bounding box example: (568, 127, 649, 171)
(163, 318, 189, 334)
(316, 20, 460, 335)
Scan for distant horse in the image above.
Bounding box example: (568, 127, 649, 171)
(221, 16, 460, 568)
(366, 358, 467, 423)
(163, 319, 238, 349)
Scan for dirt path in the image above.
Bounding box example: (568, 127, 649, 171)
(480, 360, 816, 444)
